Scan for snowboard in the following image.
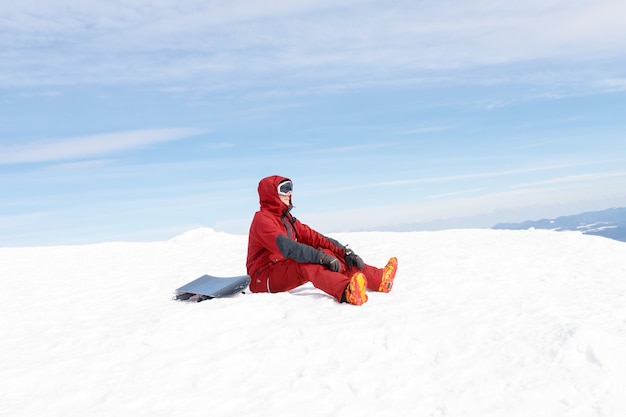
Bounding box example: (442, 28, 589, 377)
(173, 274, 251, 302)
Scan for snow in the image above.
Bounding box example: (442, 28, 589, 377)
(2, 228, 626, 417)
(577, 222, 618, 233)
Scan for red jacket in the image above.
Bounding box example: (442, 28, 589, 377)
(246, 175, 345, 277)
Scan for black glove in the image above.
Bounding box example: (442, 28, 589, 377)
(318, 251, 341, 272)
(344, 247, 364, 270)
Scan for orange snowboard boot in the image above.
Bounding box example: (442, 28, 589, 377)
(378, 257, 398, 293)
(343, 272, 368, 305)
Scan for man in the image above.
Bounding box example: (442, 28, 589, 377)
(246, 175, 398, 305)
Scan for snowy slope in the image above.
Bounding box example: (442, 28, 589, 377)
(1, 228, 626, 417)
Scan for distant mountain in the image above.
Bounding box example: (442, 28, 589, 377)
(492, 207, 626, 242)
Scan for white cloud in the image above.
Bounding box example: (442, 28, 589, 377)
(2, 1, 625, 90)
(329, 163, 590, 191)
(301, 177, 626, 232)
(426, 188, 486, 200)
(595, 78, 626, 92)
(511, 172, 626, 189)
(0, 128, 204, 164)
(398, 126, 453, 135)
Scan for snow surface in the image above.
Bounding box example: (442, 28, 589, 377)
(2, 228, 626, 417)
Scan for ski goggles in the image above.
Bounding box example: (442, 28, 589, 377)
(277, 180, 293, 196)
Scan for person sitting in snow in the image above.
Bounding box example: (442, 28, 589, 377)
(246, 175, 398, 306)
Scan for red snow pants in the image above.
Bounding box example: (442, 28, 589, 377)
(249, 249, 385, 302)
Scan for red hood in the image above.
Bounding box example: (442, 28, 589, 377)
(257, 175, 292, 215)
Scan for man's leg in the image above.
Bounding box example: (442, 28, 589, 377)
(265, 261, 351, 302)
(361, 257, 398, 293)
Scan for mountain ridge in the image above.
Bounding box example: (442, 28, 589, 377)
(492, 207, 626, 242)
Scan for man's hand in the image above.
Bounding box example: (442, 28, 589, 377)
(344, 248, 364, 270)
(318, 252, 341, 272)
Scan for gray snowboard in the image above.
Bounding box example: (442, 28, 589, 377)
(173, 274, 250, 302)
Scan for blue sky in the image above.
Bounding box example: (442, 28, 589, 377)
(2, 0, 626, 246)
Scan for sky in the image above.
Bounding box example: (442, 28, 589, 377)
(2, 0, 626, 246)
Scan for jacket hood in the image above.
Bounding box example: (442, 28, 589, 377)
(258, 175, 292, 215)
